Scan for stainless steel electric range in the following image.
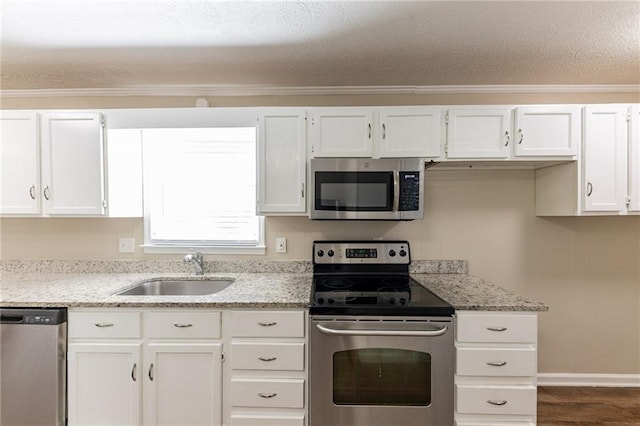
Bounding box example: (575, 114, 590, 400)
(309, 240, 455, 426)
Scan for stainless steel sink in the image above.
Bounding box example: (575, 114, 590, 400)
(115, 278, 234, 296)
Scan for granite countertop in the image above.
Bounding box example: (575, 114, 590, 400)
(0, 260, 548, 311)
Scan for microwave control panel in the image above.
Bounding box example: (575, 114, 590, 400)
(399, 172, 420, 211)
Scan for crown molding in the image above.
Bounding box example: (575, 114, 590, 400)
(1, 84, 638, 98)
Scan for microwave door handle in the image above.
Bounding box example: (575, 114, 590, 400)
(393, 171, 400, 212)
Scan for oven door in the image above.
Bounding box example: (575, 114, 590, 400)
(309, 317, 454, 426)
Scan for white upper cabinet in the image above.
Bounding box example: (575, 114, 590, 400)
(0, 111, 41, 214)
(257, 109, 307, 214)
(513, 106, 580, 157)
(309, 108, 373, 157)
(628, 105, 640, 212)
(582, 105, 628, 212)
(40, 112, 106, 215)
(446, 108, 511, 158)
(377, 107, 442, 158)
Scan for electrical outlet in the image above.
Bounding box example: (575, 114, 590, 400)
(276, 237, 287, 254)
(118, 237, 135, 253)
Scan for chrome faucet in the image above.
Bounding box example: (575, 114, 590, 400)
(184, 249, 204, 275)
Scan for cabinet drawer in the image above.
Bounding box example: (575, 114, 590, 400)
(456, 347, 536, 377)
(231, 342, 304, 371)
(456, 385, 537, 415)
(69, 311, 141, 339)
(231, 378, 304, 408)
(231, 311, 304, 338)
(144, 311, 221, 339)
(230, 414, 304, 426)
(457, 313, 537, 343)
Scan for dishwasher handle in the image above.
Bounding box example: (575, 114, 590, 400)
(0, 314, 24, 324)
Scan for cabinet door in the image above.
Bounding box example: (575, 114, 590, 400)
(378, 107, 442, 158)
(446, 108, 511, 158)
(514, 106, 580, 157)
(144, 343, 223, 426)
(68, 342, 142, 426)
(40, 112, 106, 215)
(309, 108, 374, 157)
(629, 105, 640, 212)
(257, 109, 307, 214)
(583, 105, 628, 212)
(0, 111, 40, 214)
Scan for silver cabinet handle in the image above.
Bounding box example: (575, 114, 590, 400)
(368, 123, 372, 139)
(131, 363, 137, 382)
(29, 185, 36, 200)
(316, 323, 448, 337)
(43, 185, 50, 200)
(382, 123, 386, 140)
(487, 326, 507, 332)
(173, 323, 193, 328)
(258, 392, 277, 399)
(487, 400, 508, 406)
(258, 322, 277, 327)
(258, 356, 277, 362)
(487, 361, 507, 367)
(504, 131, 510, 147)
(148, 363, 154, 381)
(587, 182, 593, 197)
(518, 128, 524, 144)
(94, 322, 114, 328)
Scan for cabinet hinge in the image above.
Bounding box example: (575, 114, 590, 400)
(100, 116, 105, 128)
(102, 200, 107, 208)
(444, 142, 448, 155)
(626, 112, 632, 122)
(311, 117, 315, 126)
(444, 112, 449, 125)
(626, 196, 631, 207)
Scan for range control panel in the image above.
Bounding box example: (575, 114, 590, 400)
(313, 241, 410, 265)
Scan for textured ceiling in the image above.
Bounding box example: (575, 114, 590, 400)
(1, 0, 639, 91)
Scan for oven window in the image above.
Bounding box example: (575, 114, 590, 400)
(315, 171, 393, 211)
(333, 349, 431, 406)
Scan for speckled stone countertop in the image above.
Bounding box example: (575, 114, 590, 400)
(0, 260, 547, 311)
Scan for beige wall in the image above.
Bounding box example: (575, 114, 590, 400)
(2, 91, 639, 376)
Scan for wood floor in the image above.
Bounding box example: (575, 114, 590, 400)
(538, 386, 640, 425)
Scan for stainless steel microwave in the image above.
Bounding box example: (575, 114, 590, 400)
(310, 158, 424, 220)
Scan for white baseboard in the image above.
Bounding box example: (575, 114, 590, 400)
(538, 373, 640, 387)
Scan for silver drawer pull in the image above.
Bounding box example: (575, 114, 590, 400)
(258, 322, 277, 327)
(258, 356, 277, 362)
(487, 361, 507, 367)
(487, 326, 507, 332)
(131, 363, 137, 382)
(258, 392, 277, 399)
(94, 322, 114, 328)
(174, 323, 193, 328)
(148, 363, 154, 381)
(487, 400, 508, 406)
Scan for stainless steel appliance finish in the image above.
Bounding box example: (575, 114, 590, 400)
(310, 158, 424, 220)
(309, 241, 455, 426)
(0, 308, 67, 426)
(310, 316, 454, 426)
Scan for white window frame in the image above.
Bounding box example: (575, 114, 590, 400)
(135, 110, 265, 255)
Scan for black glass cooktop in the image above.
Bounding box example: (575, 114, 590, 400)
(310, 274, 454, 316)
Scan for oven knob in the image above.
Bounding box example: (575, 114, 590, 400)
(389, 298, 396, 305)
(317, 250, 324, 257)
(327, 249, 335, 257)
(317, 298, 325, 305)
(388, 249, 396, 257)
(399, 249, 407, 257)
(399, 298, 407, 305)
(328, 299, 334, 304)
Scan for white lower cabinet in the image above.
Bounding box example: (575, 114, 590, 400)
(228, 310, 307, 426)
(68, 308, 223, 426)
(455, 311, 538, 425)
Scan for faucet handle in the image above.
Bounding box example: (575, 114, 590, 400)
(188, 248, 203, 259)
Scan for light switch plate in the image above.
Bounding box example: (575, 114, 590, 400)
(118, 237, 135, 253)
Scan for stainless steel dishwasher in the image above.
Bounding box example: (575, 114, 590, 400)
(0, 307, 67, 426)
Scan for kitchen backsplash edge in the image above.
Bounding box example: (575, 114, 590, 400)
(0, 259, 468, 275)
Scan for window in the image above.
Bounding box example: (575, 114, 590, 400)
(141, 127, 265, 254)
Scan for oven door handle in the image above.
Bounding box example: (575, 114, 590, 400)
(316, 323, 448, 337)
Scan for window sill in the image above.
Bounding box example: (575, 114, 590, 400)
(141, 244, 266, 255)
